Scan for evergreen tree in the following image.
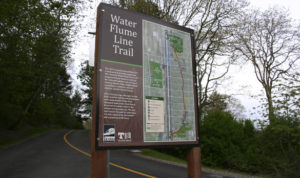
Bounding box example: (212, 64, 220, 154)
(0, 0, 84, 129)
(78, 61, 94, 117)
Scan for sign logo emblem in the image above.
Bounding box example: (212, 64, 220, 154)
(118, 132, 131, 142)
(103, 125, 115, 142)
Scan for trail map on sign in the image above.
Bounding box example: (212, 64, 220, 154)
(143, 20, 196, 142)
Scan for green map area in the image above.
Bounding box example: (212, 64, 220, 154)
(167, 35, 183, 53)
(142, 20, 196, 142)
(149, 61, 163, 88)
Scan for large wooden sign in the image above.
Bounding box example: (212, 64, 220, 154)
(95, 3, 199, 149)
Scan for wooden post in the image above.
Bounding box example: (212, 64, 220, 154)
(91, 4, 108, 178)
(91, 150, 107, 178)
(187, 147, 202, 178)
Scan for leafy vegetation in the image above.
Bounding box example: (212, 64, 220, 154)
(0, 0, 84, 130)
(78, 60, 94, 118)
(156, 92, 300, 177)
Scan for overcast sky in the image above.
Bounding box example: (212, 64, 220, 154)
(69, 0, 300, 121)
(250, 0, 300, 18)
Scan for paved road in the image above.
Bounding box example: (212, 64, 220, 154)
(0, 130, 235, 178)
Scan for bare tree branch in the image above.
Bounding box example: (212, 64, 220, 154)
(232, 7, 300, 122)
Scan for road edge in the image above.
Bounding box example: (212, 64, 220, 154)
(135, 150, 262, 178)
(0, 128, 55, 151)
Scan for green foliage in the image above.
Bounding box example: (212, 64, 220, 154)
(0, 0, 83, 130)
(200, 110, 256, 172)
(253, 72, 300, 177)
(156, 110, 258, 173)
(274, 73, 300, 119)
(256, 76, 300, 177)
(203, 92, 229, 113)
(111, 0, 177, 23)
(156, 109, 299, 176)
(255, 117, 300, 177)
(78, 61, 94, 116)
(71, 90, 84, 122)
(116, 0, 163, 19)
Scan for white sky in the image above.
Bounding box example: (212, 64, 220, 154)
(250, 0, 300, 18)
(69, 0, 300, 121)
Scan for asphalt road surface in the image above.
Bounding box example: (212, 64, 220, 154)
(0, 130, 235, 178)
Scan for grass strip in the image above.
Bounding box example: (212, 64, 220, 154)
(140, 149, 187, 165)
(140, 149, 264, 178)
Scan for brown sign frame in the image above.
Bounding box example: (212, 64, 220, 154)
(94, 3, 199, 150)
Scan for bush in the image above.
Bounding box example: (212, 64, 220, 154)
(256, 116, 300, 177)
(200, 110, 256, 171)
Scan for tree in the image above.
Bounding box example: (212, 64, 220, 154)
(203, 92, 228, 112)
(274, 72, 300, 119)
(0, 0, 39, 129)
(203, 92, 245, 119)
(115, 0, 164, 20)
(232, 7, 300, 122)
(0, 0, 84, 129)
(190, 0, 248, 118)
(231, 8, 300, 175)
(71, 90, 85, 123)
(78, 61, 94, 116)
(110, 0, 180, 23)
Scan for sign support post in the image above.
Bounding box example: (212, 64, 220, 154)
(91, 5, 108, 178)
(187, 147, 202, 178)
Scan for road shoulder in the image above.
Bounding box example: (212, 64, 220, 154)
(136, 149, 262, 178)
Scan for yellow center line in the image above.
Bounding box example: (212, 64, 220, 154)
(63, 130, 156, 178)
(64, 130, 91, 157)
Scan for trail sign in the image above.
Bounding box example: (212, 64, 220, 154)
(95, 3, 199, 149)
